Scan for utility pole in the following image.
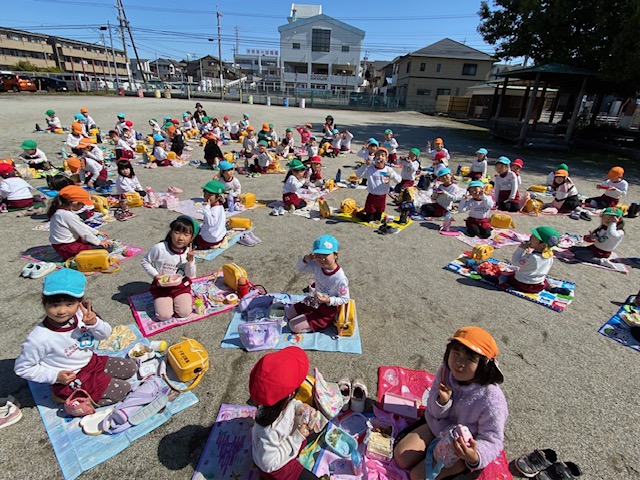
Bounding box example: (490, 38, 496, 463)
(100, 31, 110, 90)
(217, 9, 224, 100)
(115, 1, 133, 87)
(101, 23, 120, 88)
(118, 0, 148, 88)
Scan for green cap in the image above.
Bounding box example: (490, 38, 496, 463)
(45, 109, 55, 116)
(203, 180, 226, 194)
(269, 123, 274, 128)
(288, 159, 305, 171)
(384, 129, 393, 135)
(286, 128, 292, 133)
(176, 215, 199, 237)
(603, 207, 623, 217)
(410, 148, 421, 157)
(530, 226, 560, 247)
(556, 163, 569, 171)
(258, 140, 269, 147)
(202, 116, 210, 122)
(21, 140, 37, 150)
(164, 122, 173, 129)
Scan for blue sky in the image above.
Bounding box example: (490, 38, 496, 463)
(4, 0, 500, 63)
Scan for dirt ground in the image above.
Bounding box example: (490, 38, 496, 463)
(0, 94, 638, 479)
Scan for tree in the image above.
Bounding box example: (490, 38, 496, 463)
(9, 60, 63, 74)
(477, 0, 640, 96)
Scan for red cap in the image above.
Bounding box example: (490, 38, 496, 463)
(0, 163, 15, 175)
(125, 120, 133, 127)
(224, 116, 229, 120)
(512, 158, 524, 168)
(434, 151, 447, 161)
(249, 347, 309, 406)
(172, 119, 179, 125)
(310, 156, 322, 164)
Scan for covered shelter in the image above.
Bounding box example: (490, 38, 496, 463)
(489, 63, 598, 149)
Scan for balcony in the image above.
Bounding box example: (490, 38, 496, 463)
(282, 72, 358, 86)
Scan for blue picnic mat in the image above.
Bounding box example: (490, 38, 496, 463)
(28, 323, 199, 480)
(445, 255, 575, 312)
(598, 303, 640, 352)
(194, 229, 251, 261)
(37, 185, 92, 197)
(221, 294, 362, 353)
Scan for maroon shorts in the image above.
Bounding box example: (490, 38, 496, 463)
(283, 192, 303, 207)
(52, 354, 110, 402)
(465, 216, 492, 229)
(388, 153, 397, 163)
(497, 189, 520, 205)
(399, 179, 414, 188)
(258, 439, 308, 480)
(508, 276, 547, 293)
(364, 193, 387, 214)
(470, 172, 483, 180)
(52, 238, 100, 261)
(589, 244, 612, 259)
(150, 277, 193, 299)
(6, 198, 34, 209)
(194, 234, 224, 250)
(590, 194, 619, 207)
(291, 302, 338, 332)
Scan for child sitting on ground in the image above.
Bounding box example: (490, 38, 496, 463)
(357, 138, 379, 165)
(148, 118, 162, 136)
(586, 166, 628, 208)
(282, 159, 308, 212)
(327, 129, 341, 157)
(284, 128, 295, 149)
(151, 134, 171, 167)
(569, 207, 624, 266)
(115, 160, 146, 197)
(427, 137, 450, 162)
(19, 140, 50, 170)
(340, 129, 354, 152)
(14, 268, 137, 405)
(395, 148, 420, 192)
(296, 123, 312, 145)
(511, 158, 524, 187)
(275, 138, 293, 158)
(306, 136, 319, 158)
(242, 126, 258, 157)
(167, 126, 185, 157)
(268, 124, 279, 146)
(141, 216, 197, 321)
(77, 138, 111, 190)
(203, 137, 224, 169)
(432, 151, 449, 178)
(494, 156, 520, 212)
(114, 113, 127, 134)
(355, 148, 401, 222)
(110, 130, 134, 160)
(254, 141, 272, 174)
(250, 347, 325, 480)
(215, 161, 241, 206)
(501, 226, 560, 293)
(45, 109, 62, 132)
(383, 129, 399, 164)
(47, 185, 112, 260)
(258, 123, 274, 146)
(470, 148, 488, 180)
(544, 169, 580, 213)
(0, 163, 34, 211)
(309, 156, 323, 187)
(286, 234, 349, 333)
(459, 180, 494, 238)
(66, 123, 86, 149)
(80, 107, 96, 130)
(421, 168, 459, 218)
(193, 181, 227, 249)
(394, 326, 507, 479)
(546, 163, 569, 186)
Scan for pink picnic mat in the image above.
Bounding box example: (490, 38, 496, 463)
(455, 229, 529, 249)
(377, 366, 512, 480)
(21, 243, 144, 272)
(128, 272, 236, 337)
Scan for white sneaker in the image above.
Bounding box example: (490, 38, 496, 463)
(0, 396, 22, 430)
(270, 207, 280, 216)
(247, 231, 261, 243)
(238, 233, 257, 246)
(278, 206, 286, 215)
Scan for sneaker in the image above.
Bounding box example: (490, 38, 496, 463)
(350, 380, 367, 413)
(338, 378, 351, 412)
(247, 231, 261, 243)
(514, 448, 558, 477)
(580, 211, 592, 221)
(398, 211, 408, 224)
(270, 207, 280, 216)
(0, 396, 22, 430)
(238, 233, 257, 246)
(569, 211, 580, 220)
(0, 204, 7, 213)
(29, 262, 57, 279)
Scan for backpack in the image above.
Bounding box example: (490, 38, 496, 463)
(65, 249, 121, 273)
(222, 263, 248, 290)
(340, 198, 357, 215)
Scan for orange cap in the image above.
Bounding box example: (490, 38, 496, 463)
(554, 169, 569, 177)
(376, 147, 389, 155)
(262, 123, 270, 130)
(66, 157, 81, 173)
(72, 123, 84, 134)
(608, 166, 624, 180)
(246, 125, 254, 131)
(434, 137, 443, 145)
(167, 126, 176, 135)
(78, 138, 93, 148)
(80, 107, 88, 113)
(449, 326, 499, 359)
(59, 185, 92, 206)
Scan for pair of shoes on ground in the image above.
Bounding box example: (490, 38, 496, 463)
(377, 223, 399, 235)
(270, 206, 286, 216)
(514, 448, 582, 479)
(114, 209, 135, 221)
(0, 396, 22, 430)
(21, 262, 57, 279)
(238, 231, 261, 246)
(570, 209, 592, 221)
(338, 378, 367, 413)
(247, 172, 262, 177)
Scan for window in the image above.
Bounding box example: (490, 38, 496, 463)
(405, 61, 411, 73)
(341, 45, 350, 52)
(462, 63, 478, 76)
(416, 89, 431, 96)
(311, 29, 331, 52)
(437, 88, 451, 96)
(292, 42, 300, 50)
(436, 63, 441, 72)
(420, 63, 426, 72)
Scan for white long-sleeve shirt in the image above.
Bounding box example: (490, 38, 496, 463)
(49, 208, 101, 245)
(83, 146, 104, 163)
(552, 178, 578, 201)
(591, 223, 625, 253)
(283, 175, 305, 194)
(383, 137, 398, 154)
(256, 152, 271, 168)
(66, 134, 82, 149)
(20, 149, 48, 166)
(400, 159, 419, 181)
(252, 399, 306, 473)
(331, 135, 341, 149)
(85, 114, 96, 128)
(243, 136, 258, 154)
(222, 177, 241, 198)
(356, 149, 373, 164)
(47, 116, 62, 129)
(356, 164, 401, 195)
(600, 178, 628, 199)
(114, 138, 134, 152)
(428, 146, 450, 161)
(432, 183, 461, 210)
(116, 175, 143, 194)
(494, 171, 519, 200)
(459, 195, 494, 219)
(14, 311, 111, 385)
(471, 159, 487, 177)
(512, 247, 553, 285)
(340, 132, 354, 150)
(153, 146, 168, 162)
(201, 204, 227, 243)
(296, 258, 350, 307)
(1, 177, 33, 200)
(141, 241, 196, 279)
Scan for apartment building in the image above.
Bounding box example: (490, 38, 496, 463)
(234, 49, 280, 82)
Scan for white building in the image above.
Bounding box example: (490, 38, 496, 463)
(234, 49, 280, 82)
(278, 4, 365, 93)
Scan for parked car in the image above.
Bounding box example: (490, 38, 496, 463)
(0, 72, 37, 92)
(31, 76, 69, 92)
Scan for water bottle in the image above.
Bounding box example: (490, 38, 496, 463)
(442, 212, 452, 231)
(456, 165, 462, 175)
(335, 168, 341, 183)
(228, 194, 235, 212)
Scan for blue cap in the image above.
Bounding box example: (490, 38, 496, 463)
(243, 113, 249, 118)
(164, 116, 171, 121)
(117, 112, 125, 118)
(182, 112, 189, 117)
(218, 160, 234, 171)
(43, 268, 86, 298)
(437, 167, 452, 177)
(74, 113, 86, 121)
(332, 129, 339, 134)
(153, 133, 164, 142)
(312, 234, 339, 255)
(468, 180, 485, 189)
(496, 156, 511, 165)
(476, 148, 488, 155)
(309, 136, 317, 140)
(368, 138, 379, 146)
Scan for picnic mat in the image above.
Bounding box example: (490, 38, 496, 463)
(36, 185, 91, 198)
(221, 293, 362, 353)
(193, 229, 251, 261)
(552, 233, 635, 274)
(21, 242, 144, 268)
(598, 302, 640, 352)
(193, 404, 260, 480)
(456, 228, 529, 249)
(32, 214, 108, 232)
(129, 272, 235, 337)
(332, 212, 413, 232)
(445, 255, 575, 312)
(28, 323, 198, 480)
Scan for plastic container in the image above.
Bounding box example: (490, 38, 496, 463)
(266, 96, 271, 106)
(325, 424, 358, 458)
(338, 412, 369, 442)
(157, 274, 183, 287)
(365, 419, 394, 463)
(299, 98, 306, 108)
(194, 298, 205, 315)
(228, 194, 235, 212)
(283, 97, 289, 107)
